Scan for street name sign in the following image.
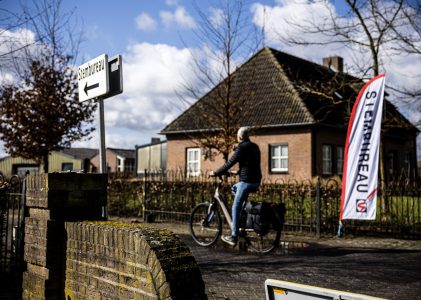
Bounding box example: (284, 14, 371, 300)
(78, 54, 109, 102)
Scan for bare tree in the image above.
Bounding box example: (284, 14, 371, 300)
(0, 0, 82, 80)
(387, 0, 421, 56)
(0, 0, 96, 172)
(278, 0, 420, 105)
(277, 0, 420, 213)
(178, 0, 263, 162)
(279, 0, 414, 76)
(383, 0, 421, 128)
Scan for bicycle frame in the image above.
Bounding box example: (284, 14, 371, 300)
(190, 175, 283, 252)
(211, 179, 233, 230)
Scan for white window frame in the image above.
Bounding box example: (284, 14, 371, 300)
(117, 156, 125, 172)
(322, 145, 333, 175)
(187, 148, 201, 177)
(270, 144, 288, 173)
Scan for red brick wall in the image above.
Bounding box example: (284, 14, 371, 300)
(164, 127, 418, 181)
(255, 131, 312, 180)
(91, 150, 118, 172)
(166, 129, 313, 180)
(313, 127, 346, 177)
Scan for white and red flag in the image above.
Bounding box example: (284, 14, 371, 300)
(340, 74, 386, 220)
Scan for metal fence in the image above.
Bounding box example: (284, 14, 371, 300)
(108, 170, 421, 239)
(0, 175, 25, 274)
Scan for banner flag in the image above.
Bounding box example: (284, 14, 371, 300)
(340, 74, 386, 220)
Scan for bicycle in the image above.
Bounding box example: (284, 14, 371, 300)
(189, 174, 285, 253)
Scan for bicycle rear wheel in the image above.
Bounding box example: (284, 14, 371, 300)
(245, 226, 281, 254)
(190, 202, 222, 246)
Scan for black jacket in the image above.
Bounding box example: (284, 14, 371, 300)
(215, 139, 262, 183)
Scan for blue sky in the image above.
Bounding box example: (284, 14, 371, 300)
(0, 0, 420, 158)
(69, 0, 200, 63)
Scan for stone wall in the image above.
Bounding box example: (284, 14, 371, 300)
(22, 173, 206, 300)
(65, 222, 206, 300)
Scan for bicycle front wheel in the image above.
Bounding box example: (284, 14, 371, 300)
(189, 203, 222, 247)
(245, 226, 281, 254)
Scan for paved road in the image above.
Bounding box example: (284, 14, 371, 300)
(177, 233, 421, 300)
(1, 218, 421, 300)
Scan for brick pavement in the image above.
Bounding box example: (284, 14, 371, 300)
(2, 219, 420, 299)
(180, 234, 421, 300)
(142, 221, 421, 300)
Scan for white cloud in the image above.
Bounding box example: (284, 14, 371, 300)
(136, 12, 157, 31)
(251, 1, 339, 61)
(0, 28, 37, 55)
(0, 72, 15, 86)
(209, 7, 224, 28)
(166, 0, 178, 6)
(251, 0, 421, 85)
(251, 0, 421, 154)
(77, 42, 199, 150)
(0, 28, 38, 81)
(160, 6, 196, 29)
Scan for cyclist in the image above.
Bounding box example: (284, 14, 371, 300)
(210, 127, 262, 246)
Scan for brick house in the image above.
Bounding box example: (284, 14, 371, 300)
(91, 148, 135, 174)
(161, 47, 418, 181)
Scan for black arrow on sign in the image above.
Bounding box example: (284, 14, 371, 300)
(84, 82, 99, 96)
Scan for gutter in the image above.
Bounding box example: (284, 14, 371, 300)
(161, 122, 315, 135)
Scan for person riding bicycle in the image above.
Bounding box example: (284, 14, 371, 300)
(210, 127, 262, 246)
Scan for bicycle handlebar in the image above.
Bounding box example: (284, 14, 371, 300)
(209, 172, 238, 187)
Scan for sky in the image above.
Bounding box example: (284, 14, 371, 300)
(0, 0, 420, 158)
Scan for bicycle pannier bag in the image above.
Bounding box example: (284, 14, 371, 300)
(270, 203, 286, 230)
(245, 201, 271, 235)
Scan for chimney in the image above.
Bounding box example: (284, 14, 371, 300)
(323, 56, 343, 73)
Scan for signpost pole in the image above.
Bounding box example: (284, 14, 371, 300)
(98, 98, 107, 174)
(78, 53, 122, 220)
(98, 97, 108, 219)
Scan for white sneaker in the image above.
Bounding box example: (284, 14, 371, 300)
(221, 235, 237, 246)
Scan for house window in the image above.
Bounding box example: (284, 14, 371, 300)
(13, 164, 39, 177)
(117, 157, 124, 172)
(322, 145, 333, 175)
(124, 158, 135, 173)
(62, 163, 73, 171)
(336, 146, 344, 175)
(187, 148, 201, 176)
(270, 144, 288, 173)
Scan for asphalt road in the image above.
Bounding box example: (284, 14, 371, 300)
(178, 233, 421, 300)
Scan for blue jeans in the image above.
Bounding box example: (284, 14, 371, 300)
(231, 181, 260, 237)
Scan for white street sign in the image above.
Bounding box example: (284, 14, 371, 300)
(265, 279, 386, 300)
(78, 54, 109, 102)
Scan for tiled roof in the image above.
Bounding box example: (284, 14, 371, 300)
(161, 47, 314, 134)
(60, 148, 98, 160)
(161, 47, 416, 134)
